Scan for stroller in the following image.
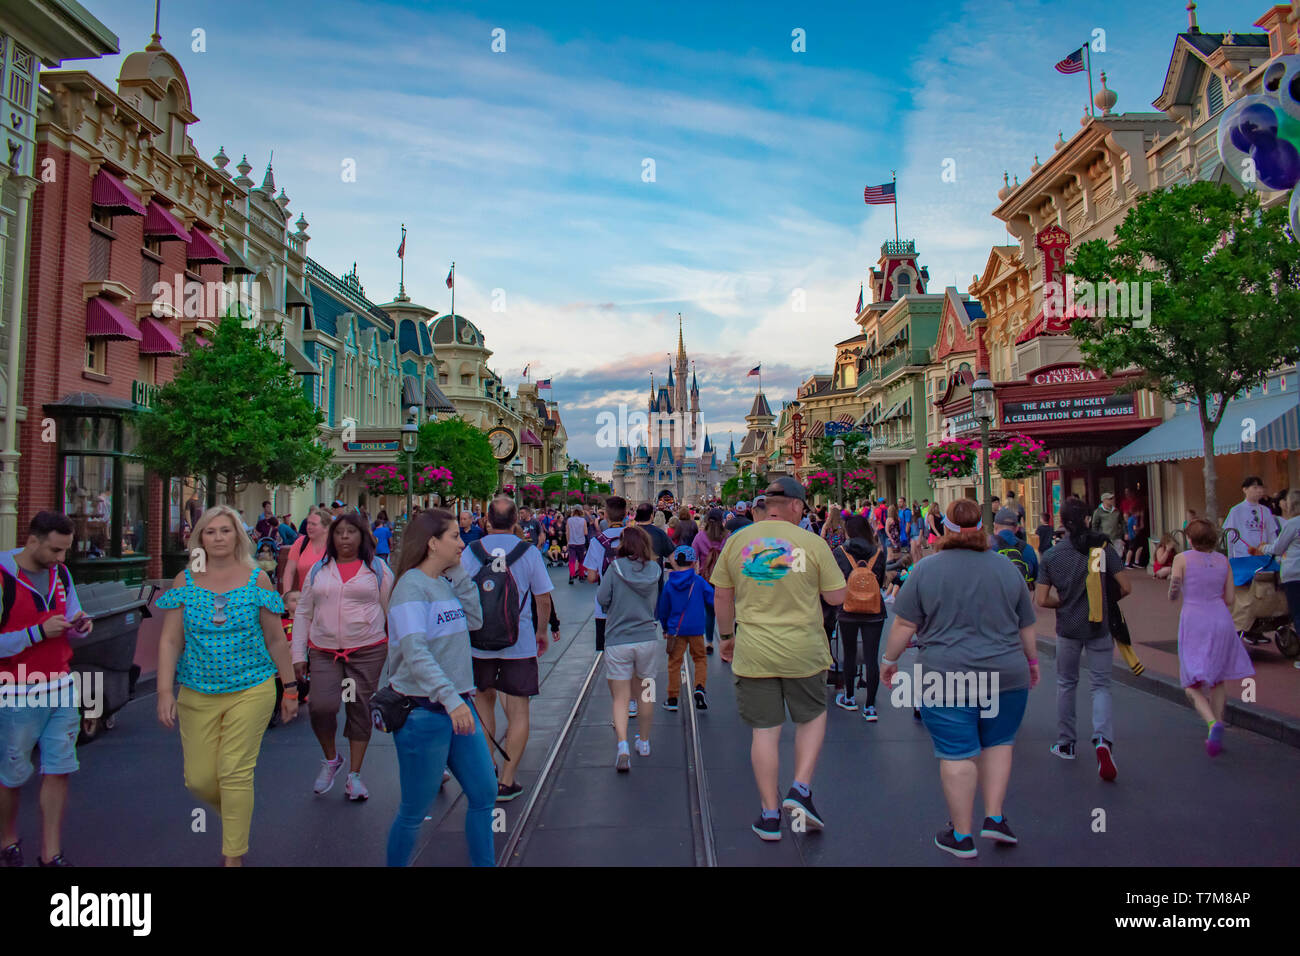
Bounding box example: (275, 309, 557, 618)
(255, 537, 281, 588)
(1216, 529, 1300, 658)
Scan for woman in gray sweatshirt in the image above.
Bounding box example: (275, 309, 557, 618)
(597, 525, 665, 771)
(1263, 489, 1300, 670)
(384, 508, 497, 867)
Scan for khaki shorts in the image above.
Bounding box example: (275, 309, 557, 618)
(604, 640, 660, 681)
(733, 672, 827, 728)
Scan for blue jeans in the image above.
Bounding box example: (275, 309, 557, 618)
(386, 704, 497, 867)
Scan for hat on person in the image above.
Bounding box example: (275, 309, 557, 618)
(735, 500, 749, 513)
(1101, 491, 1115, 502)
(331, 499, 346, 508)
(707, 507, 725, 522)
(753, 494, 767, 507)
(763, 475, 807, 502)
(994, 507, 1020, 526)
(672, 545, 696, 565)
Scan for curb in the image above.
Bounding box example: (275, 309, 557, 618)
(1034, 635, 1300, 750)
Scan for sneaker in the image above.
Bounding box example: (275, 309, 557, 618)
(568, 577, 575, 586)
(344, 772, 369, 801)
(1206, 721, 1224, 758)
(835, 692, 857, 711)
(706, 643, 715, 656)
(0, 840, 21, 868)
(752, 814, 782, 842)
(38, 853, 72, 867)
(1096, 742, 1118, 781)
(863, 705, 878, 722)
(913, 708, 922, 721)
(693, 686, 708, 710)
(496, 781, 524, 801)
(627, 699, 638, 718)
(615, 749, 631, 773)
(979, 816, 1018, 845)
(934, 826, 978, 859)
(313, 755, 345, 794)
(662, 697, 679, 712)
(1050, 742, 1076, 760)
(442, 768, 452, 783)
(781, 788, 825, 830)
(635, 735, 650, 757)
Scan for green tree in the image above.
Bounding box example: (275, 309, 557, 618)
(136, 315, 336, 504)
(414, 416, 498, 500)
(1070, 182, 1300, 523)
(808, 431, 871, 473)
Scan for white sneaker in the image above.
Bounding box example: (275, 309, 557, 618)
(345, 772, 368, 801)
(314, 755, 345, 795)
(628, 699, 639, 718)
(442, 768, 452, 782)
(635, 735, 650, 757)
(615, 745, 631, 773)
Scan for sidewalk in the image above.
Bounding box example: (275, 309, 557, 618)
(1035, 571, 1300, 740)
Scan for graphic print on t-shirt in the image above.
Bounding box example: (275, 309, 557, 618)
(739, 537, 797, 584)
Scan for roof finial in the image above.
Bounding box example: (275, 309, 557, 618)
(1187, 1, 1199, 33)
(148, 0, 163, 50)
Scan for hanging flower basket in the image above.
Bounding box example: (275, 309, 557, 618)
(803, 471, 836, 496)
(362, 464, 406, 497)
(521, 483, 544, 507)
(414, 465, 454, 495)
(843, 468, 875, 498)
(992, 433, 1050, 480)
(926, 439, 979, 480)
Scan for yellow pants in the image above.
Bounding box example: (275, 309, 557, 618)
(177, 678, 275, 858)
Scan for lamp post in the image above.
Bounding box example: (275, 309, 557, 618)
(512, 458, 523, 508)
(785, 456, 795, 478)
(972, 373, 996, 532)
(401, 405, 419, 523)
(562, 471, 569, 513)
(833, 437, 845, 510)
(583, 479, 589, 505)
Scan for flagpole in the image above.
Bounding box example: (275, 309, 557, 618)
(450, 260, 454, 324)
(892, 170, 899, 243)
(1084, 44, 1095, 117)
(399, 224, 406, 298)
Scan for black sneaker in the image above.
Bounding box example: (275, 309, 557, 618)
(781, 788, 825, 830)
(496, 781, 524, 802)
(752, 814, 781, 841)
(979, 816, 1018, 845)
(38, 853, 72, 867)
(706, 643, 715, 655)
(1, 840, 21, 868)
(935, 826, 978, 859)
(913, 708, 922, 721)
(693, 686, 707, 710)
(1050, 742, 1076, 760)
(663, 697, 679, 712)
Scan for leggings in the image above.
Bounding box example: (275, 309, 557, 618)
(839, 620, 885, 706)
(177, 678, 276, 858)
(568, 543, 586, 579)
(704, 603, 715, 644)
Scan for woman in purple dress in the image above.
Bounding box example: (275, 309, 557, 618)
(1168, 518, 1255, 756)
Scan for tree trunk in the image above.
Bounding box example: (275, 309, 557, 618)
(1200, 400, 1219, 525)
(225, 472, 238, 506)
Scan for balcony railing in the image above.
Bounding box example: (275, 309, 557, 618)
(881, 239, 916, 257)
(879, 347, 931, 381)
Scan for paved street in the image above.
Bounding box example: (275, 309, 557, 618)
(15, 567, 1300, 867)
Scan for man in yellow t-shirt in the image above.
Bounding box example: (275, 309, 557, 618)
(713, 476, 846, 843)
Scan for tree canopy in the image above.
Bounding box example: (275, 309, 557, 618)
(1070, 181, 1300, 523)
(413, 416, 498, 500)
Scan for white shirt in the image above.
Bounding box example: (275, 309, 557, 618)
(582, 525, 625, 619)
(1223, 499, 1279, 558)
(460, 533, 554, 659)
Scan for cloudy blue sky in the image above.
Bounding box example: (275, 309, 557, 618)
(80, 0, 1253, 475)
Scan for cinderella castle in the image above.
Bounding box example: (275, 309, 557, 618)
(611, 320, 737, 505)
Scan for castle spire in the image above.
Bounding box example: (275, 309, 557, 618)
(677, 313, 686, 362)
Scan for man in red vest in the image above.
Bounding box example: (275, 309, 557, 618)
(0, 512, 90, 867)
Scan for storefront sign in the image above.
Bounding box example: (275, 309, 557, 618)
(944, 408, 979, 437)
(1002, 393, 1135, 425)
(1031, 365, 1101, 386)
(131, 380, 160, 408)
(343, 441, 399, 452)
(792, 412, 805, 464)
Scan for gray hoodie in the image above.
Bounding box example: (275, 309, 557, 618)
(596, 557, 662, 646)
(1265, 515, 1300, 584)
(386, 564, 483, 713)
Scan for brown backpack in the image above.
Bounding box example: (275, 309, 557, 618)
(840, 545, 883, 615)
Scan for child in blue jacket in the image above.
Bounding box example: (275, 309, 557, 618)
(656, 546, 715, 711)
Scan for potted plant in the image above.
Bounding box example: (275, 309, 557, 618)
(925, 438, 979, 480)
(992, 434, 1050, 480)
(363, 464, 407, 497)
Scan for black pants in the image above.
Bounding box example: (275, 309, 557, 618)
(839, 619, 884, 706)
(596, 617, 606, 652)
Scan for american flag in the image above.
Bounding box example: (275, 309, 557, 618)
(397, 234, 405, 259)
(1054, 47, 1085, 74)
(863, 182, 896, 205)
(537, 378, 552, 390)
(856, 285, 864, 313)
(445, 265, 454, 288)
(747, 365, 761, 377)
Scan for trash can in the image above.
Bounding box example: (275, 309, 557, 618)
(69, 581, 156, 744)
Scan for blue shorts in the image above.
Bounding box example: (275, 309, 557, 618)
(0, 696, 80, 787)
(919, 688, 1029, 761)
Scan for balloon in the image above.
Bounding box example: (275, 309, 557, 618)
(1232, 102, 1279, 151)
(1252, 138, 1300, 191)
(1262, 55, 1300, 123)
(1219, 95, 1274, 180)
(1291, 187, 1300, 238)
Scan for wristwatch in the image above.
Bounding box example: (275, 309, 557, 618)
(881, 655, 899, 667)
(283, 681, 299, 690)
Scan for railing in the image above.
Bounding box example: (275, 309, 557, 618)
(879, 347, 930, 381)
(881, 239, 916, 256)
(306, 256, 382, 314)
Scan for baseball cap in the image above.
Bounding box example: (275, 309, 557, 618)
(763, 475, 807, 502)
(707, 507, 725, 522)
(994, 507, 1020, 526)
(332, 499, 346, 508)
(1101, 491, 1115, 501)
(735, 500, 749, 513)
(672, 545, 696, 565)
(753, 494, 766, 507)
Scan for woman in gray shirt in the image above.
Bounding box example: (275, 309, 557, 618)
(1263, 488, 1300, 670)
(881, 499, 1039, 860)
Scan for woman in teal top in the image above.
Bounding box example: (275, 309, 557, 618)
(156, 505, 297, 866)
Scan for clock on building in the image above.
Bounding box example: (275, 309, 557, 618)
(460, 323, 475, 344)
(488, 426, 518, 462)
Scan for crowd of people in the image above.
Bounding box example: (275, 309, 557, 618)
(0, 469, 1292, 867)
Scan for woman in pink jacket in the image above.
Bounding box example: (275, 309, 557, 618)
(293, 512, 394, 801)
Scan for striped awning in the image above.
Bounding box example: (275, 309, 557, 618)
(85, 296, 141, 341)
(139, 317, 182, 355)
(91, 169, 145, 216)
(808, 420, 827, 439)
(1108, 392, 1300, 466)
(144, 201, 190, 242)
(186, 227, 229, 264)
(521, 429, 543, 446)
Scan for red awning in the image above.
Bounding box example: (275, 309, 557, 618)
(140, 316, 183, 355)
(144, 201, 190, 242)
(186, 227, 229, 264)
(85, 297, 142, 341)
(521, 429, 543, 446)
(1016, 302, 1093, 345)
(808, 420, 827, 439)
(91, 170, 145, 216)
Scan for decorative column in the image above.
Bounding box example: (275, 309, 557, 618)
(0, 177, 37, 549)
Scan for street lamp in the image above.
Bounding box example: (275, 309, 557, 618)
(512, 457, 523, 508)
(785, 456, 795, 477)
(583, 480, 590, 504)
(833, 436, 845, 509)
(562, 471, 569, 512)
(401, 404, 420, 522)
(972, 373, 996, 532)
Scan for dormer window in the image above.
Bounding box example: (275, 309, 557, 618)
(896, 271, 912, 295)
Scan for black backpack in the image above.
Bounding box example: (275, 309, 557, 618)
(594, 529, 620, 577)
(996, 537, 1035, 589)
(1, 563, 73, 628)
(467, 540, 533, 651)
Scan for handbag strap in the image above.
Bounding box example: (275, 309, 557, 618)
(675, 580, 696, 635)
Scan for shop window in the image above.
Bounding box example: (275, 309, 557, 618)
(57, 416, 147, 564)
(85, 339, 107, 374)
